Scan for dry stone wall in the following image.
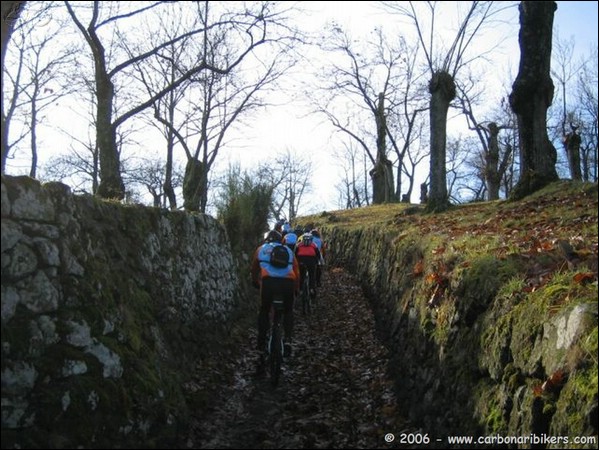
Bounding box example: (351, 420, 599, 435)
(321, 223, 597, 446)
(1, 175, 244, 448)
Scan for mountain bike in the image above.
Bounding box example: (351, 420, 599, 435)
(266, 295, 285, 387)
(299, 263, 311, 315)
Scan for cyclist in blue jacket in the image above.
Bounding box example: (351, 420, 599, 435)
(250, 230, 300, 362)
(282, 227, 298, 250)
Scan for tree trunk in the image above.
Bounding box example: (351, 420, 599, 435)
(509, 1, 558, 200)
(95, 73, 124, 199)
(564, 131, 582, 181)
(65, 1, 125, 199)
(29, 96, 38, 178)
(485, 122, 501, 200)
(420, 182, 428, 204)
(428, 71, 455, 212)
(183, 158, 206, 212)
(93, 49, 124, 199)
(1, 1, 26, 173)
(164, 133, 177, 210)
(370, 159, 394, 204)
(371, 93, 395, 204)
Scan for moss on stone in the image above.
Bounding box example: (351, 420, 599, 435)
(476, 384, 509, 433)
(551, 360, 598, 441)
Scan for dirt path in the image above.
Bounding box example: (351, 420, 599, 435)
(184, 267, 421, 449)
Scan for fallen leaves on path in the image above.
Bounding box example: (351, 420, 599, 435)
(186, 267, 421, 449)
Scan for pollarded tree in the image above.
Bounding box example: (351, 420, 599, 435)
(314, 26, 422, 205)
(456, 78, 516, 201)
(551, 33, 583, 181)
(549, 32, 598, 183)
(315, 26, 431, 205)
(383, 1, 507, 212)
(508, 1, 559, 200)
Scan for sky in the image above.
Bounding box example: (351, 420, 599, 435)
(5, 1, 598, 216)
(226, 1, 599, 215)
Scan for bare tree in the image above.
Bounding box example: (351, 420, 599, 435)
(400, 120, 429, 203)
(445, 135, 476, 203)
(314, 26, 421, 205)
(128, 3, 193, 210)
(371, 92, 395, 203)
(461, 150, 487, 202)
(334, 140, 369, 209)
(126, 156, 183, 208)
(264, 148, 312, 222)
(551, 32, 585, 181)
(42, 129, 97, 193)
(64, 1, 291, 201)
(457, 79, 516, 200)
(549, 32, 598, 183)
(2, 1, 32, 171)
(509, 1, 559, 200)
(39, 81, 144, 198)
(42, 122, 140, 197)
(385, 37, 429, 202)
(3, 2, 78, 177)
(384, 1, 507, 211)
(576, 49, 598, 182)
(129, 2, 297, 212)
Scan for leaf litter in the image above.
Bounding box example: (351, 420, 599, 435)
(186, 267, 423, 449)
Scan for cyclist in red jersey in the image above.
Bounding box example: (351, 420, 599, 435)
(294, 232, 322, 298)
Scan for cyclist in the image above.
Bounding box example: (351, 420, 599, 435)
(282, 220, 292, 235)
(250, 230, 299, 363)
(273, 219, 285, 235)
(282, 226, 298, 250)
(311, 228, 326, 287)
(294, 232, 322, 299)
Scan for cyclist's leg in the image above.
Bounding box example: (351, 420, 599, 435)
(281, 280, 294, 338)
(257, 278, 273, 351)
(298, 261, 306, 290)
(299, 258, 312, 294)
(307, 259, 318, 295)
(282, 279, 294, 356)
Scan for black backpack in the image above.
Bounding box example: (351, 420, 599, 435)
(270, 244, 290, 268)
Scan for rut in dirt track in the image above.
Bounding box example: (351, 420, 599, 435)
(185, 266, 420, 449)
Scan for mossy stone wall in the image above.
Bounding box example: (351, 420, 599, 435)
(1, 175, 244, 448)
(322, 224, 597, 447)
